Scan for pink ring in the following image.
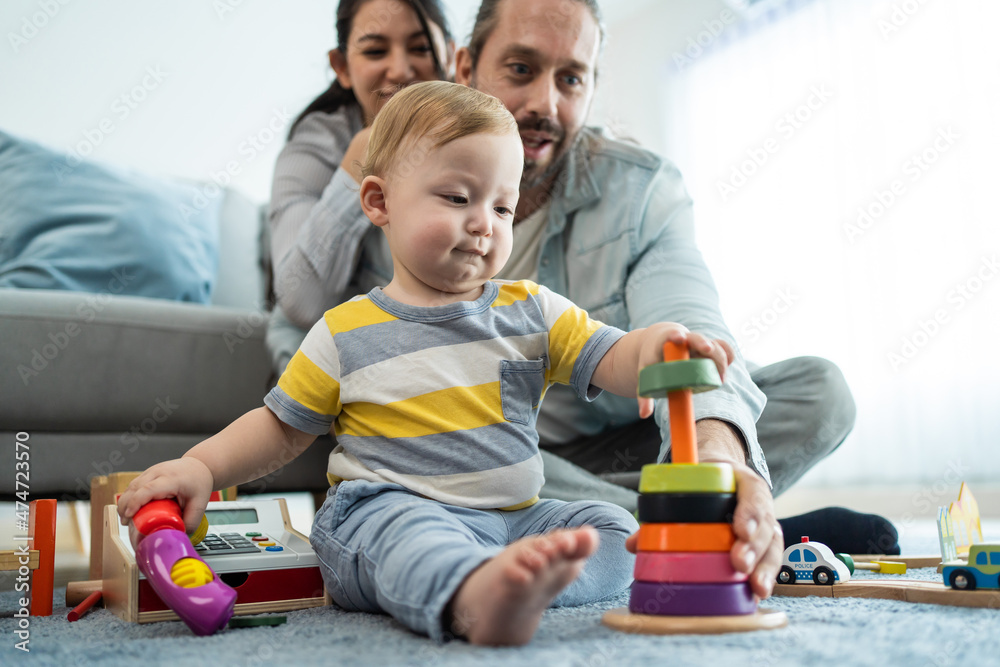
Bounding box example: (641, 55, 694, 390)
(634, 551, 748, 584)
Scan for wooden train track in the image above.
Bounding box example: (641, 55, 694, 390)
(773, 579, 1000, 609)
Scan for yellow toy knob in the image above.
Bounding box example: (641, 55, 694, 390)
(170, 558, 214, 588)
(189, 514, 209, 546)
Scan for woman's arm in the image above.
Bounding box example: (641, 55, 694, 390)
(269, 109, 373, 327)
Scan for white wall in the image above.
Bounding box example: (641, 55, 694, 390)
(590, 0, 731, 151)
(599, 0, 1000, 489)
(0, 0, 484, 202)
(0, 0, 701, 202)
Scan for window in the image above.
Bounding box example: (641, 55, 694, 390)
(788, 549, 801, 563)
(977, 552, 987, 566)
(991, 553, 1000, 566)
(804, 550, 817, 563)
(661, 0, 1000, 486)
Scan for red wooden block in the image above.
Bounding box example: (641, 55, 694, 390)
(28, 499, 57, 617)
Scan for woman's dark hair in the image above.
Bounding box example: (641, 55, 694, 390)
(289, 0, 453, 137)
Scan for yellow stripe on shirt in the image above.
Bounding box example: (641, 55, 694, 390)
(490, 279, 539, 309)
(325, 296, 398, 335)
(277, 351, 342, 417)
(547, 305, 605, 385)
(336, 382, 504, 439)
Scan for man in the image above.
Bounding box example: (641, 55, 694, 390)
(454, 0, 896, 598)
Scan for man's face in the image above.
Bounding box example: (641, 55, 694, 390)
(457, 0, 600, 190)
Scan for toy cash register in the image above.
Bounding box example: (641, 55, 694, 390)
(103, 499, 329, 627)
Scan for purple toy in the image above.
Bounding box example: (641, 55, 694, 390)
(629, 581, 757, 616)
(134, 528, 237, 636)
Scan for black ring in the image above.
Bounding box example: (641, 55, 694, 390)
(637, 492, 737, 524)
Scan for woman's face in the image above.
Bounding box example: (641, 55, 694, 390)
(331, 0, 453, 124)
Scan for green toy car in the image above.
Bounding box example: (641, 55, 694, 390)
(941, 543, 1000, 590)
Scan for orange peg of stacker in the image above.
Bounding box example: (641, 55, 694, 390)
(662, 341, 697, 464)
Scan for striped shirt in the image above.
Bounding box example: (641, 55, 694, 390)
(264, 279, 625, 509)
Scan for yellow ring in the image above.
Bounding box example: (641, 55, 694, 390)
(639, 463, 736, 494)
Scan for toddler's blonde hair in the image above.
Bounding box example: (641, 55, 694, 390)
(362, 81, 518, 180)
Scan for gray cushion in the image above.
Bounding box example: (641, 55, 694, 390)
(0, 289, 272, 432)
(0, 432, 334, 498)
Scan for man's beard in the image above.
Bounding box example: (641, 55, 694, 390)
(519, 117, 572, 191)
(521, 149, 569, 191)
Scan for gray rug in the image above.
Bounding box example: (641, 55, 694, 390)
(3, 522, 998, 666)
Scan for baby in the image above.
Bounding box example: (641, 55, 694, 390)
(119, 81, 733, 645)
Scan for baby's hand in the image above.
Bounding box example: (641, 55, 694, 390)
(117, 457, 215, 533)
(637, 324, 735, 419)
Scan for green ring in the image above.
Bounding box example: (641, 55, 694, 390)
(639, 463, 736, 494)
(638, 358, 722, 398)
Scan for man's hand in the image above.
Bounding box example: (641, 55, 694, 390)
(624, 460, 781, 600)
(624, 419, 782, 599)
(694, 419, 780, 597)
(716, 458, 781, 599)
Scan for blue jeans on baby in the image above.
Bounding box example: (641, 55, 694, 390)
(309, 479, 638, 641)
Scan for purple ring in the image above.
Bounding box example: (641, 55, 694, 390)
(629, 581, 757, 616)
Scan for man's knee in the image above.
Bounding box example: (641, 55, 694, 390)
(776, 357, 856, 475)
(799, 356, 857, 444)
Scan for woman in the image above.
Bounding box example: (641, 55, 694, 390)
(267, 0, 454, 372)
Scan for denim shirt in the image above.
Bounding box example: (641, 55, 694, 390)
(349, 127, 770, 486)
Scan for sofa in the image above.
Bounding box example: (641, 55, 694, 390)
(0, 132, 332, 500)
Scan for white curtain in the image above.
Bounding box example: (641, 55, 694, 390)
(661, 0, 1000, 485)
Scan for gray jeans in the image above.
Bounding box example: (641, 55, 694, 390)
(267, 309, 856, 512)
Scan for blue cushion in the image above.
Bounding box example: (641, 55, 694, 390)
(0, 131, 220, 302)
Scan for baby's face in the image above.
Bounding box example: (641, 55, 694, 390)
(381, 130, 523, 302)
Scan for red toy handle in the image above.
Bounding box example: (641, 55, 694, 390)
(129, 498, 185, 549)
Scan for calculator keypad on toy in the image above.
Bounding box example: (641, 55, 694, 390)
(194, 532, 272, 557)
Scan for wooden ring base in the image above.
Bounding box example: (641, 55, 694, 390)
(602, 606, 788, 635)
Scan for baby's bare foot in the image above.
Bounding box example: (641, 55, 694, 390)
(448, 526, 600, 646)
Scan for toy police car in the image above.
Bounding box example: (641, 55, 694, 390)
(777, 536, 852, 585)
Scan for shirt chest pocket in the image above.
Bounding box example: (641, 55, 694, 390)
(499, 357, 547, 426)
